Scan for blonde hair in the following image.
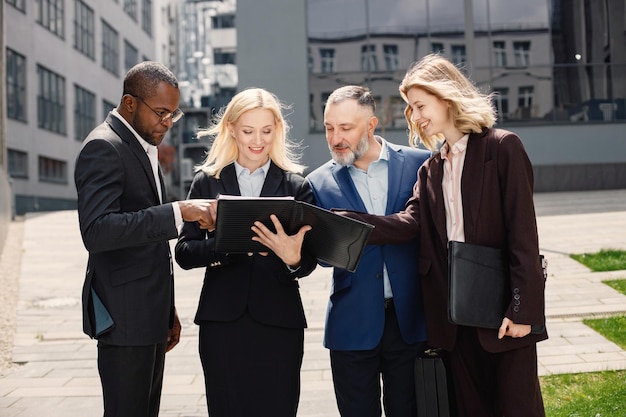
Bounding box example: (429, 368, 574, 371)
(196, 88, 305, 178)
(399, 53, 497, 151)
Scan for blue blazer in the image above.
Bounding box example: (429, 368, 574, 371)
(306, 141, 431, 350)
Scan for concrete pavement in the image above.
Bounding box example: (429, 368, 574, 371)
(0, 189, 625, 416)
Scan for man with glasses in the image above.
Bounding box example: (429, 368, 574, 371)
(75, 61, 214, 417)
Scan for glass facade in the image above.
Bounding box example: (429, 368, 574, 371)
(306, 0, 626, 132)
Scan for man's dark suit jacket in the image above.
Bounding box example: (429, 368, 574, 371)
(75, 113, 179, 346)
(175, 162, 317, 329)
(347, 128, 548, 354)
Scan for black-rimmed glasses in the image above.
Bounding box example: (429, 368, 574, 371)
(133, 95, 184, 124)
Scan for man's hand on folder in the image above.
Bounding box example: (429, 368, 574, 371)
(179, 199, 217, 231)
(251, 214, 312, 268)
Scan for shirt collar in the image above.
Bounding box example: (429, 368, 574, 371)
(441, 134, 469, 159)
(111, 108, 154, 154)
(234, 158, 271, 178)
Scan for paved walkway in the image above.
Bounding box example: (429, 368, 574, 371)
(0, 189, 625, 416)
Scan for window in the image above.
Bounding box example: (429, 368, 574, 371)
(513, 41, 531, 67)
(321, 91, 331, 117)
(212, 14, 235, 29)
(35, 0, 64, 38)
(8, 149, 28, 179)
(518, 86, 534, 108)
(451, 45, 466, 66)
(74, 0, 95, 59)
(6, 0, 26, 12)
(123, 0, 137, 21)
(102, 20, 119, 76)
(37, 65, 66, 135)
(361, 44, 378, 72)
(493, 41, 507, 67)
(387, 96, 406, 128)
(38, 156, 68, 184)
(214, 49, 236, 65)
(141, 0, 152, 35)
(320, 48, 335, 73)
(74, 85, 96, 141)
(6, 48, 27, 122)
(493, 87, 509, 120)
(383, 45, 399, 71)
(124, 40, 138, 71)
(431, 43, 444, 54)
(103, 99, 117, 121)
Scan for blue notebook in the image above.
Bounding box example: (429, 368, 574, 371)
(91, 288, 114, 337)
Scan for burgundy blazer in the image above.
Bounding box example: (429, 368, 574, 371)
(346, 128, 548, 353)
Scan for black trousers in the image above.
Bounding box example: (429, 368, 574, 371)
(97, 341, 167, 417)
(330, 303, 425, 417)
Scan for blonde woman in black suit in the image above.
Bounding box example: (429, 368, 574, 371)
(175, 88, 316, 417)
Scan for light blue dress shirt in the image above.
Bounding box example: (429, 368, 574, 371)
(234, 159, 271, 197)
(348, 136, 393, 298)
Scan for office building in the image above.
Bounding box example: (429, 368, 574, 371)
(236, 0, 626, 191)
(4, 0, 178, 214)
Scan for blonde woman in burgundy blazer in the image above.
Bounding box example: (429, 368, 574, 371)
(342, 54, 548, 417)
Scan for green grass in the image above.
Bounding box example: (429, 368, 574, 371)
(570, 249, 626, 272)
(583, 315, 626, 350)
(541, 250, 626, 415)
(603, 279, 626, 295)
(541, 370, 626, 417)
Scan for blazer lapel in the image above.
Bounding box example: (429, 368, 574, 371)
(429, 155, 448, 249)
(107, 114, 161, 203)
(461, 129, 489, 241)
(331, 164, 368, 212)
(385, 147, 404, 214)
(219, 164, 241, 196)
(260, 162, 284, 196)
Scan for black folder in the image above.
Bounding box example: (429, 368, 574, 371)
(214, 196, 374, 272)
(448, 241, 546, 333)
(448, 241, 509, 329)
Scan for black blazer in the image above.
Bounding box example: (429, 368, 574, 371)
(75, 113, 179, 345)
(175, 162, 317, 329)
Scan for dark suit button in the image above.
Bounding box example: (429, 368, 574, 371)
(513, 306, 520, 312)
(513, 288, 520, 294)
(376, 273, 382, 279)
(514, 294, 520, 300)
(514, 300, 521, 306)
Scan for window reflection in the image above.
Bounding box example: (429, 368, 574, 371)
(306, 0, 626, 132)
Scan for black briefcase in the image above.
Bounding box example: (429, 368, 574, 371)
(414, 349, 451, 417)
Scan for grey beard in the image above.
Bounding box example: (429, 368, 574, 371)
(331, 135, 369, 166)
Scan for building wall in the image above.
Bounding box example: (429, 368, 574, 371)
(236, 0, 328, 171)
(4, 0, 175, 214)
(0, 0, 9, 252)
(237, 0, 626, 192)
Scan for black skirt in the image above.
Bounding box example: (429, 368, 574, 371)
(198, 311, 304, 417)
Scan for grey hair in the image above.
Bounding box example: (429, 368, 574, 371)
(325, 85, 376, 114)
